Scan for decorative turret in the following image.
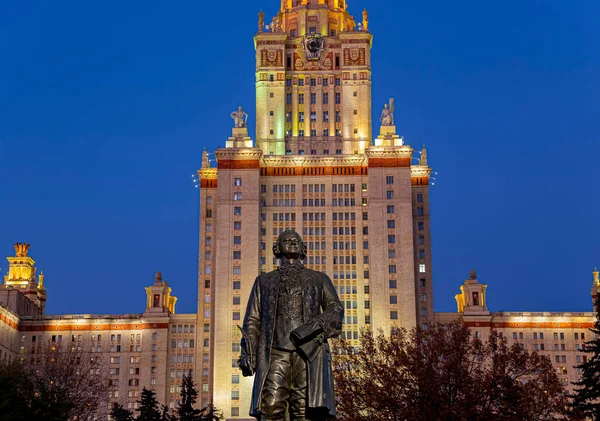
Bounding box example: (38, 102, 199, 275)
(202, 148, 210, 169)
(258, 10, 265, 33)
(591, 267, 600, 311)
(419, 145, 428, 166)
(144, 271, 177, 315)
(455, 269, 489, 315)
(2, 243, 46, 315)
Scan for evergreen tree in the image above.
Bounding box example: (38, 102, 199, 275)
(571, 294, 600, 419)
(198, 403, 223, 421)
(177, 371, 202, 421)
(137, 387, 162, 421)
(111, 402, 134, 421)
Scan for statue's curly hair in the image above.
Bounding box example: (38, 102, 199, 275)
(273, 230, 307, 261)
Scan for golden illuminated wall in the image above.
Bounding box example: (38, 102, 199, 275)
(254, 2, 372, 156)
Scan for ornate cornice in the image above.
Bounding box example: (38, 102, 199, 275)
(365, 146, 413, 159)
(261, 154, 367, 168)
(215, 148, 263, 161)
(411, 165, 432, 177)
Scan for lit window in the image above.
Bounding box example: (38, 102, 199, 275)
(419, 264, 426, 273)
(234, 192, 242, 201)
(234, 178, 242, 186)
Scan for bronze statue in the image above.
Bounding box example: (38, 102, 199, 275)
(239, 230, 343, 421)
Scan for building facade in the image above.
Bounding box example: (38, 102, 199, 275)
(0, 1, 595, 421)
(197, 0, 433, 417)
(0, 243, 196, 414)
(437, 269, 600, 394)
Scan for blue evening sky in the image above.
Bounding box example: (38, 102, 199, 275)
(0, 1, 598, 316)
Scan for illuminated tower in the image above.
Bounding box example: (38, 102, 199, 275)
(255, 0, 372, 156)
(197, 1, 434, 417)
(1, 243, 46, 316)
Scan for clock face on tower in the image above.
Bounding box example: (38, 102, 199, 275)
(302, 33, 324, 61)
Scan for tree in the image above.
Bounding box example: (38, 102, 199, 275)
(571, 294, 600, 419)
(0, 359, 35, 421)
(111, 402, 134, 421)
(197, 403, 223, 421)
(137, 387, 162, 421)
(0, 343, 109, 421)
(177, 371, 202, 421)
(333, 321, 569, 421)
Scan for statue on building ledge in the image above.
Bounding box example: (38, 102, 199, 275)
(380, 98, 395, 126)
(230, 106, 248, 128)
(238, 230, 343, 421)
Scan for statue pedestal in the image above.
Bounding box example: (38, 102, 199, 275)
(226, 127, 254, 148)
(374, 125, 403, 147)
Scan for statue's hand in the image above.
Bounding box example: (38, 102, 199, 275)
(238, 353, 254, 377)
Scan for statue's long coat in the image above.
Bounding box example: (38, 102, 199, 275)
(242, 267, 344, 418)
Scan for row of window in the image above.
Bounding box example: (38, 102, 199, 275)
(512, 331, 586, 341)
(171, 353, 195, 363)
(170, 325, 195, 334)
(110, 356, 142, 364)
(170, 369, 194, 379)
(170, 339, 195, 349)
(285, 92, 342, 105)
(288, 76, 341, 87)
(108, 389, 139, 399)
(285, 131, 343, 139)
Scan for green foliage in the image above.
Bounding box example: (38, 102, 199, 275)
(333, 320, 570, 421)
(571, 294, 600, 420)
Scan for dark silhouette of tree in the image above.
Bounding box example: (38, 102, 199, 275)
(137, 387, 162, 421)
(0, 359, 35, 421)
(173, 371, 222, 421)
(333, 320, 569, 421)
(198, 403, 223, 421)
(0, 343, 109, 421)
(177, 371, 202, 421)
(571, 294, 600, 420)
(111, 402, 134, 421)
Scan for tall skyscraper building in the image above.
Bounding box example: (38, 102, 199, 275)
(196, 1, 434, 417)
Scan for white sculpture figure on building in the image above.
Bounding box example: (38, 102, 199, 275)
(231, 106, 248, 128)
(380, 98, 395, 126)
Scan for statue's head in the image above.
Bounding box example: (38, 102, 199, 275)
(238, 106, 243, 111)
(273, 230, 306, 261)
(384, 104, 388, 109)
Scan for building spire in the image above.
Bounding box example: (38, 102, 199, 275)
(594, 267, 599, 286)
(202, 148, 210, 169)
(419, 144, 428, 166)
